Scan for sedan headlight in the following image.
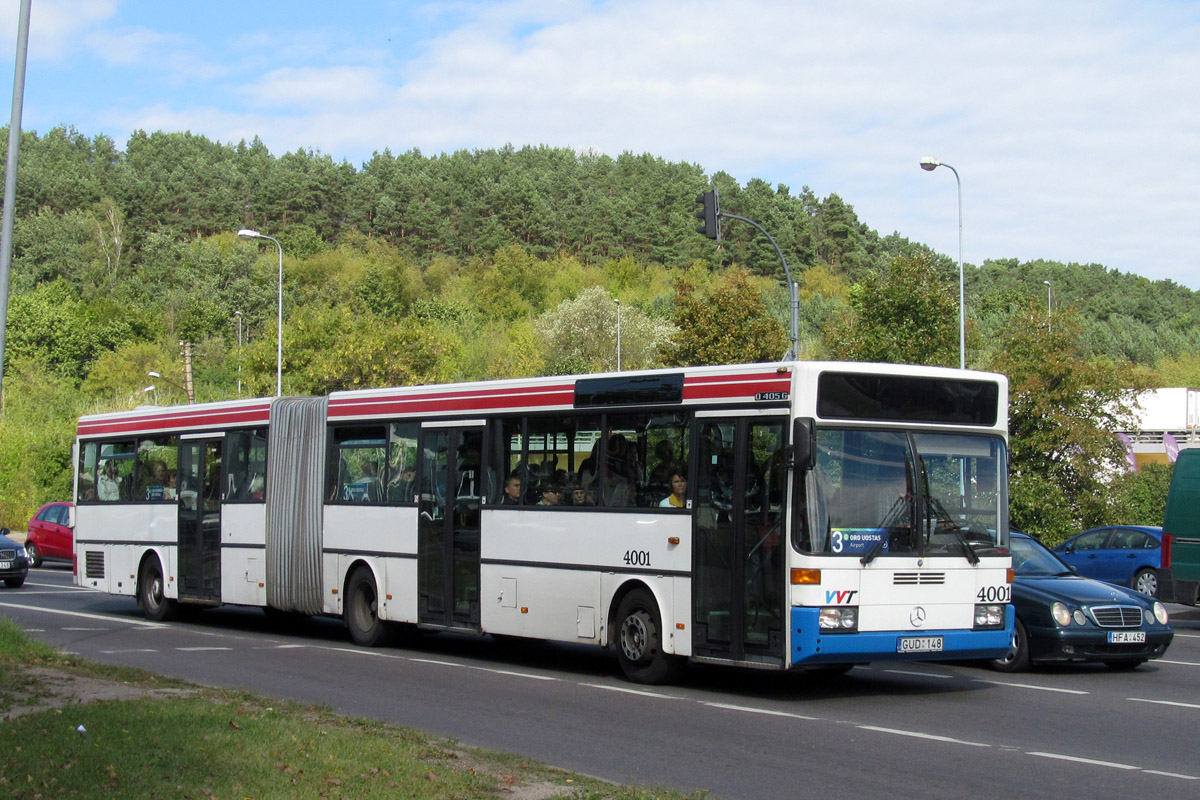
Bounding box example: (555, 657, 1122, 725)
(1051, 602, 1073, 627)
(15, 544, 26, 558)
(818, 606, 858, 631)
(1152, 601, 1169, 625)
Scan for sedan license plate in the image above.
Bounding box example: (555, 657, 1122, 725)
(1108, 631, 1146, 644)
(0, 560, 11, 569)
(897, 636, 943, 653)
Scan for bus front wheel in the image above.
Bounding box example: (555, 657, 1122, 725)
(615, 589, 683, 685)
(345, 567, 391, 647)
(139, 557, 178, 622)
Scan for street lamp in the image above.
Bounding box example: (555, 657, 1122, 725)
(1044, 280, 1052, 332)
(148, 371, 192, 403)
(919, 157, 965, 370)
(238, 229, 284, 396)
(614, 298, 621, 372)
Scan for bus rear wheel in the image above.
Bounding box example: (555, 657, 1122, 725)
(139, 557, 178, 622)
(345, 567, 391, 647)
(615, 589, 684, 685)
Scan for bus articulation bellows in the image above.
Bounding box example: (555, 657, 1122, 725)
(73, 361, 1014, 684)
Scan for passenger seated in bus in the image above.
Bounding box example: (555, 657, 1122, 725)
(537, 483, 562, 506)
(501, 472, 522, 505)
(648, 441, 677, 494)
(97, 459, 124, 502)
(344, 461, 383, 502)
(659, 469, 687, 508)
(144, 460, 176, 501)
(388, 466, 416, 503)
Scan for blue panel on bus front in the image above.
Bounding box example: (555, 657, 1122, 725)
(790, 606, 1014, 665)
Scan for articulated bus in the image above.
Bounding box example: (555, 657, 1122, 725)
(73, 361, 1014, 683)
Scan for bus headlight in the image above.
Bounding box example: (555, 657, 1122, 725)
(818, 607, 858, 632)
(1051, 602, 1072, 626)
(1152, 601, 1169, 625)
(973, 604, 1004, 629)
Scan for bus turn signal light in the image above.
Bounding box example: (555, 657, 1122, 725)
(1007, 568, 1014, 584)
(791, 568, 821, 585)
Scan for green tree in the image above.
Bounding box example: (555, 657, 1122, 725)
(536, 286, 674, 373)
(1105, 462, 1173, 526)
(663, 268, 786, 366)
(825, 254, 958, 366)
(0, 360, 84, 526)
(988, 305, 1146, 545)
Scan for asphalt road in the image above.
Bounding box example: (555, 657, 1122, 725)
(4, 565, 1199, 800)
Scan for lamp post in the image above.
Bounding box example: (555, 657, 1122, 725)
(234, 310, 243, 396)
(614, 298, 621, 372)
(919, 157, 965, 370)
(237, 229, 283, 396)
(148, 371, 192, 403)
(1043, 280, 1052, 332)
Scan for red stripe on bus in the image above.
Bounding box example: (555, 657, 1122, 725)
(331, 389, 576, 418)
(77, 406, 271, 436)
(683, 379, 791, 400)
(684, 370, 790, 385)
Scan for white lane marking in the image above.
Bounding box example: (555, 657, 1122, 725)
(1128, 697, 1200, 710)
(474, 667, 559, 681)
(972, 678, 1088, 695)
(1157, 659, 1200, 666)
(1170, 632, 1200, 639)
(580, 683, 680, 699)
(0, 601, 164, 628)
(100, 649, 159, 654)
(881, 668, 954, 679)
(1028, 752, 1138, 770)
(1143, 770, 1199, 780)
(257, 644, 308, 649)
(704, 702, 819, 720)
(857, 725, 989, 747)
(62, 626, 107, 631)
(22, 628, 45, 632)
(9, 590, 85, 595)
(176, 646, 232, 652)
(406, 656, 468, 667)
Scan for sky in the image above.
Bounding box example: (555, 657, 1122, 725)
(2, 0, 1199, 289)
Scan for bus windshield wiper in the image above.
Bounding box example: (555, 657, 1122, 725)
(860, 536, 886, 566)
(927, 498, 979, 565)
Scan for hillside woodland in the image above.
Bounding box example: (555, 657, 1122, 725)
(2, 126, 1195, 542)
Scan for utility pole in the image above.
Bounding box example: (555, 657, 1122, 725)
(181, 341, 195, 403)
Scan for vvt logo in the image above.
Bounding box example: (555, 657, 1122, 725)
(825, 589, 857, 604)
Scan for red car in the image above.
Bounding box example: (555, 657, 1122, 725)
(26, 501, 74, 567)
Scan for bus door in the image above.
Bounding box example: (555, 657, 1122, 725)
(417, 423, 484, 630)
(693, 414, 788, 665)
(177, 436, 223, 603)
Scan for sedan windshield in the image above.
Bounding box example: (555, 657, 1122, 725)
(800, 429, 1007, 558)
(1011, 536, 1073, 577)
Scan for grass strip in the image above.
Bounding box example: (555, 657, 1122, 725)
(0, 617, 706, 799)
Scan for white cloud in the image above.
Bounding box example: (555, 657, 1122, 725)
(12, 0, 1200, 287)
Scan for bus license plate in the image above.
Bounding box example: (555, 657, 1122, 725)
(1108, 631, 1146, 644)
(897, 636, 943, 653)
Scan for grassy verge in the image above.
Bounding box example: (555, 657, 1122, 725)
(0, 618, 705, 800)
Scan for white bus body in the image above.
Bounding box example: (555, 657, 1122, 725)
(74, 362, 1013, 683)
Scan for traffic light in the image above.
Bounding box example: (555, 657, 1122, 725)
(695, 188, 721, 240)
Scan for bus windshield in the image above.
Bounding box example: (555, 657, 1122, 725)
(804, 429, 1007, 558)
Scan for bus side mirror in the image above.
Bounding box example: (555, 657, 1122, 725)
(792, 417, 816, 471)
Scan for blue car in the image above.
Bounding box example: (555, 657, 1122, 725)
(991, 533, 1173, 672)
(1053, 526, 1162, 597)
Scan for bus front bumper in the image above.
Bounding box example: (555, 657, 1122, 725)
(790, 606, 1015, 665)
